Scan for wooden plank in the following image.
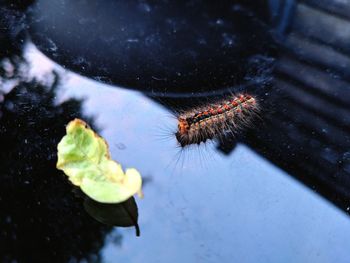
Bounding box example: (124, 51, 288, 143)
(284, 32, 350, 79)
(302, 0, 350, 20)
(293, 3, 350, 53)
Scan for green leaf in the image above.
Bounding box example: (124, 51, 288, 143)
(57, 118, 142, 204)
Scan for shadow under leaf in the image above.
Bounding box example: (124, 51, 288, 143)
(84, 197, 140, 237)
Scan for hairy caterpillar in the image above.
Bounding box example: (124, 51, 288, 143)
(175, 93, 259, 147)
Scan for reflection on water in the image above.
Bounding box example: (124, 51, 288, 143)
(2, 1, 350, 262)
(84, 197, 140, 237)
(0, 58, 121, 262)
(1, 42, 350, 262)
(58, 68, 350, 263)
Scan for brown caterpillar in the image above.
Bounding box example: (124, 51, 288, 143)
(175, 94, 259, 147)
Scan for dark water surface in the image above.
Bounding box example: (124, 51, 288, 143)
(2, 1, 350, 262)
(14, 46, 350, 263)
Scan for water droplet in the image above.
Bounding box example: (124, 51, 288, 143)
(139, 2, 151, 13)
(5, 216, 11, 223)
(216, 19, 224, 25)
(342, 152, 350, 162)
(221, 33, 235, 47)
(116, 143, 126, 150)
(126, 38, 139, 43)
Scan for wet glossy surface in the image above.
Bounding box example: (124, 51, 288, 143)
(2, 1, 350, 262)
(27, 0, 275, 95)
(69, 72, 350, 263)
(12, 47, 349, 262)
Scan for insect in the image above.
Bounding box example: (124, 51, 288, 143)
(175, 93, 259, 147)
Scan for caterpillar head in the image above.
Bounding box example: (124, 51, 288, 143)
(175, 117, 190, 147)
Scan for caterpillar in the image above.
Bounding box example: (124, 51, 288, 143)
(175, 93, 259, 147)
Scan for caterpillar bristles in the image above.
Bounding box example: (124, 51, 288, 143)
(175, 93, 259, 147)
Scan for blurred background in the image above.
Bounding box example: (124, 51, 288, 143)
(1, 0, 350, 262)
